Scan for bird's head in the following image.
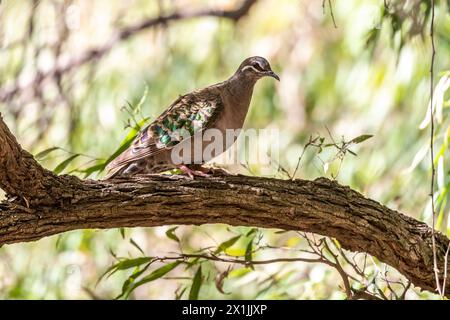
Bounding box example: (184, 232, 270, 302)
(237, 56, 280, 82)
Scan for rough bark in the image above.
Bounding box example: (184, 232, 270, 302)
(0, 115, 449, 297)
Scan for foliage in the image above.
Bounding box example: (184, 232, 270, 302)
(0, 0, 449, 299)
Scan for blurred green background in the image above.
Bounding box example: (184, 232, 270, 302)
(0, 0, 449, 299)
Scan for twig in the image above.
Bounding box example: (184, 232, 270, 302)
(428, 0, 442, 297)
(322, 0, 337, 28)
(292, 135, 318, 179)
(157, 253, 327, 267)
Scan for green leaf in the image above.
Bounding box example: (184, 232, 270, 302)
(130, 238, 145, 255)
(214, 235, 241, 254)
(351, 134, 373, 144)
(104, 117, 150, 168)
(116, 257, 153, 270)
(245, 239, 254, 269)
(188, 266, 203, 300)
(135, 85, 149, 114)
(35, 147, 60, 160)
(175, 286, 188, 300)
(116, 263, 153, 299)
(125, 261, 182, 298)
(53, 154, 80, 174)
(245, 228, 258, 237)
(98, 257, 153, 283)
(80, 163, 106, 178)
(165, 227, 180, 243)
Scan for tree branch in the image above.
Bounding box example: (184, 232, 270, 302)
(0, 115, 449, 297)
(0, 0, 258, 102)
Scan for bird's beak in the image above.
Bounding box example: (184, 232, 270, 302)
(267, 70, 280, 81)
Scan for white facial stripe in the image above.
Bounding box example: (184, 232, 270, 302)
(242, 65, 263, 73)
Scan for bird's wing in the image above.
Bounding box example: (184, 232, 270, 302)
(105, 91, 224, 176)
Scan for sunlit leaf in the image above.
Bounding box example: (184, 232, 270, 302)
(228, 268, 251, 278)
(286, 237, 300, 247)
(224, 248, 246, 257)
(214, 235, 241, 254)
(333, 239, 341, 249)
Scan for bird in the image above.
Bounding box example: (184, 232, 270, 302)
(104, 56, 279, 179)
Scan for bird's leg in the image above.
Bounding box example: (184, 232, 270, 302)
(178, 164, 209, 179)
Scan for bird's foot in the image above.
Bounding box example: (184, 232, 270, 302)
(178, 165, 210, 179)
(198, 166, 231, 176)
(191, 165, 232, 176)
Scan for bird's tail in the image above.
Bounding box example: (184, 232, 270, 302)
(102, 165, 124, 180)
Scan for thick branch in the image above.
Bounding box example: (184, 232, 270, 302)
(0, 114, 79, 205)
(0, 115, 449, 297)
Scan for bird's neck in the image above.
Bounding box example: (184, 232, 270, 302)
(223, 72, 257, 113)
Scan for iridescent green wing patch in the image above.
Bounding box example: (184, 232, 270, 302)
(105, 91, 224, 173)
(149, 95, 224, 149)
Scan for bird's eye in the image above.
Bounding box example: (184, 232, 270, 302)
(252, 63, 264, 72)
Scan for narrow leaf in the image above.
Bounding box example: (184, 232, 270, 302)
(35, 147, 60, 160)
(188, 266, 203, 300)
(116, 263, 153, 299)
(125, 261, 182, 298)
(116, 257, 153, 271)
(351, 134, 373, 144)
(130, 238, 145, 255)
(81, 163, 106, 178)
(98, 257, 153, 284)
(175, 286, 188, 300)
(245, 228, 258, 237)
(165, 227, 180, 243)
(53, 154, 80, 174)
(245, 239, 254, 270)
(214, 235, 241, 254)
(104, 117, 150, 167)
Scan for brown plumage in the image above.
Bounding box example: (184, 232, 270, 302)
(104, 56, 279, 179)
